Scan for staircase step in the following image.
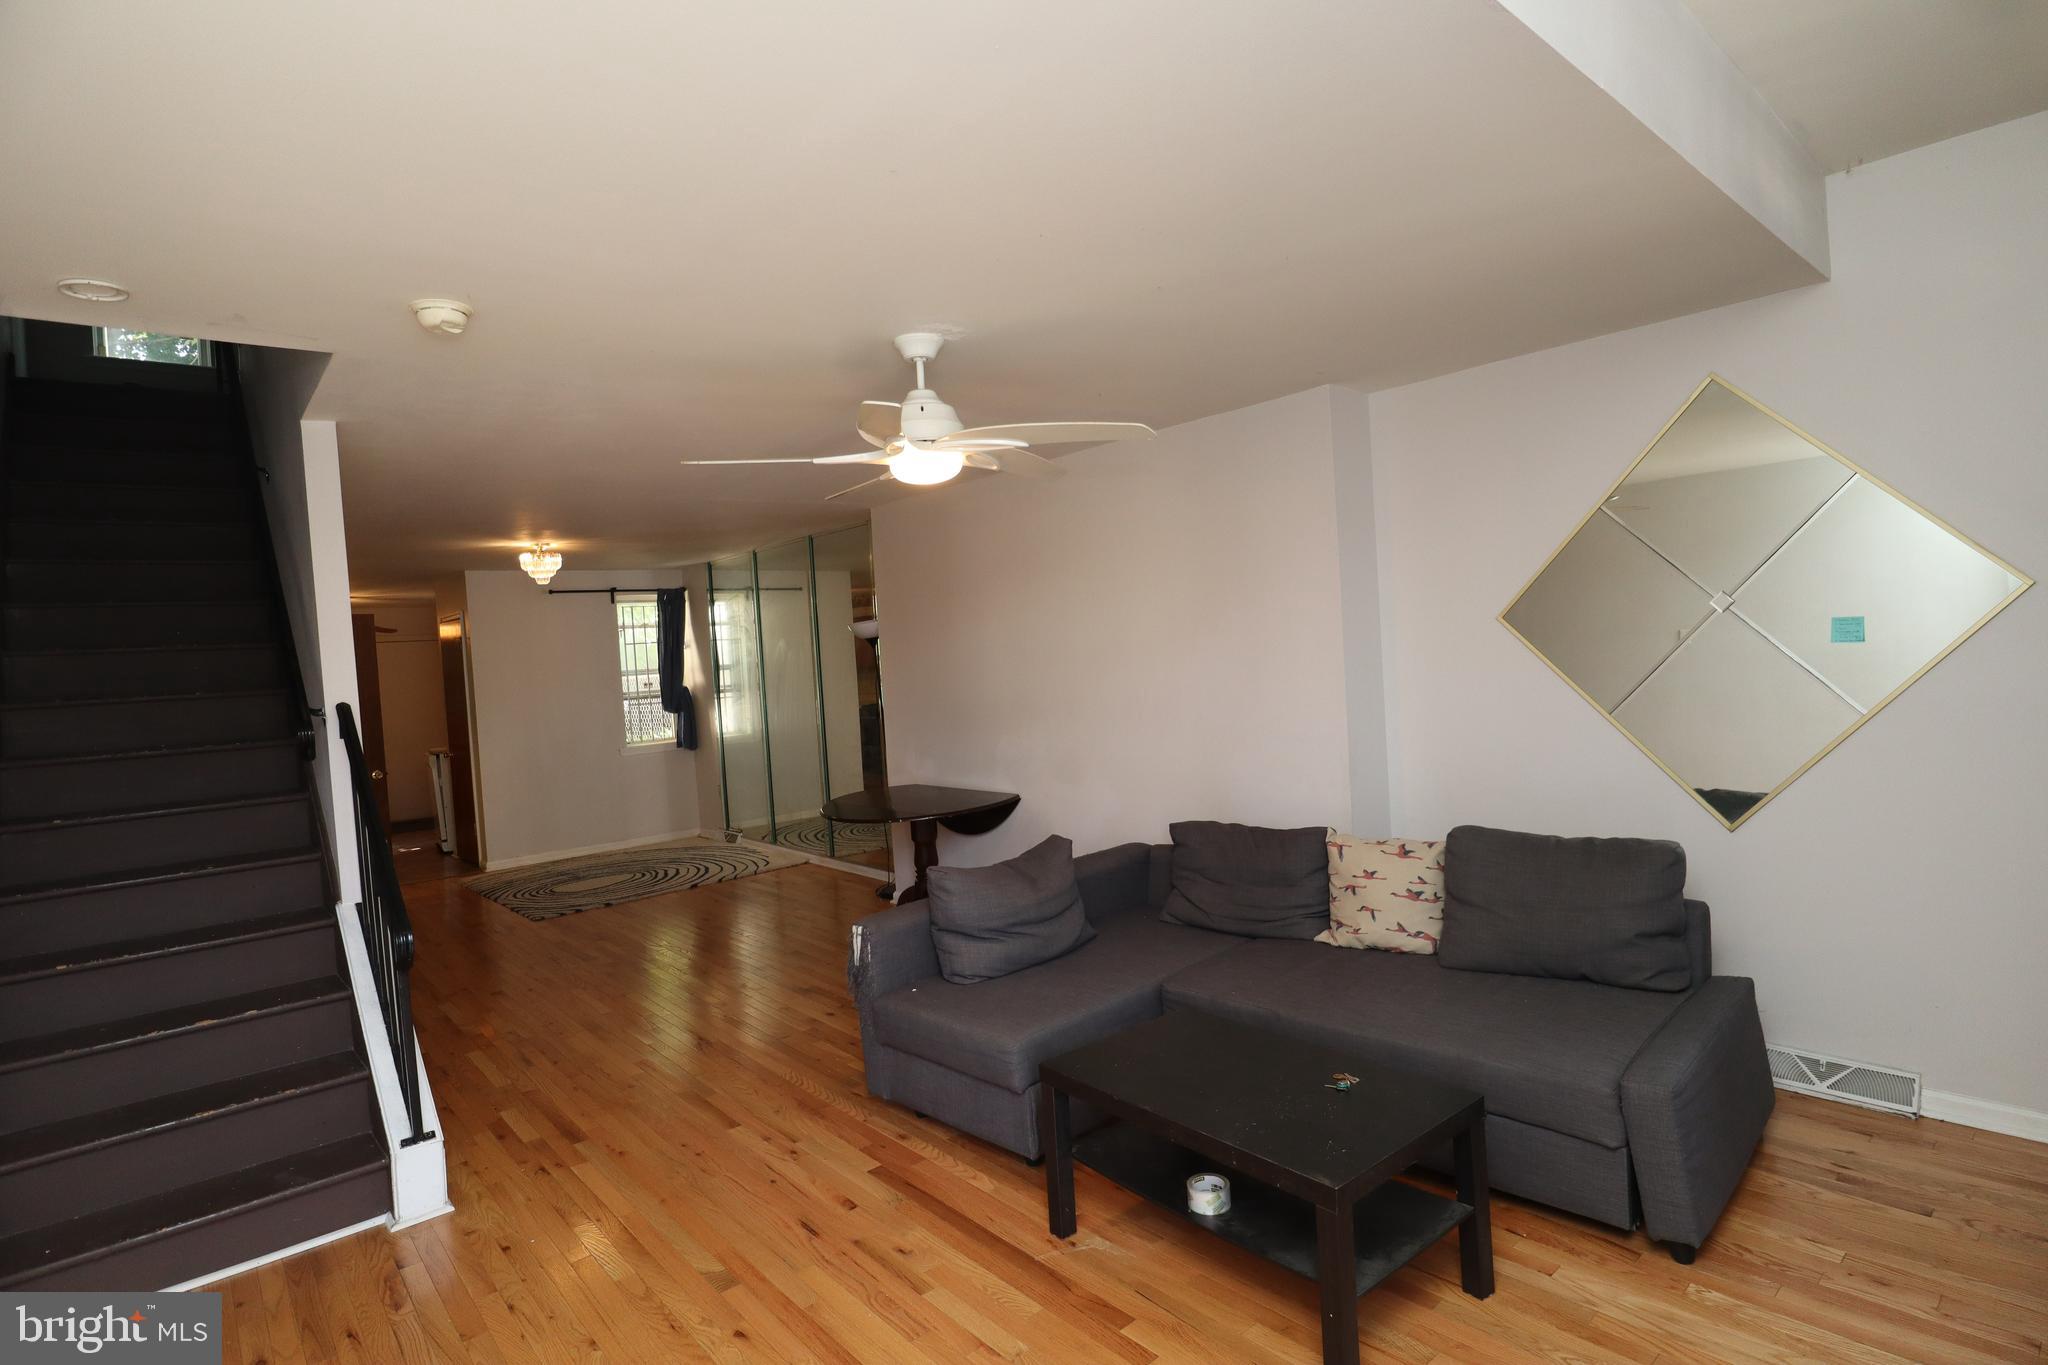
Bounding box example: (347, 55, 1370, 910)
(0, 739, 301, 820)
(0, 373, 394, 1291)
(0, 907, 334, 984)
(6, 474, 243, 522)
(6, 478, 246, 521)
(0, 792, 315, 891)
(2, 642, 284, 700)
(0, 1133, 388, 1290)
(0, 978, 357, 1134)
(0, 689, 296, 759)
(8, 408, 225, 453)
(0, 1055, 373, 1235)
(0, 909, 336, 1034)
(3, 517, 260, 560)
(5, 558, 267, 603)
(0, 851, 328, 958)
(6, 443, 245, 486)
(11, 379, 223, 421)
(1, 599, 275, 649)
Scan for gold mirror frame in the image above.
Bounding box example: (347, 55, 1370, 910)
(1499, 374, 2033, 831)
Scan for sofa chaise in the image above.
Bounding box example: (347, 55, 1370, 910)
(847, 829, 1776, 1262)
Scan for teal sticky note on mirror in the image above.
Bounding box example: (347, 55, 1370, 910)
(1830, 615, 1866, 643)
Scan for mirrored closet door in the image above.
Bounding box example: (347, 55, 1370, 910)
(707, 524, 889, 869)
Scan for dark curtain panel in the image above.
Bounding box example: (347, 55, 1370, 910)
(655, 588, 698, 750)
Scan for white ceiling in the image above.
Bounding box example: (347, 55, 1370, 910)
(1686, 0, 2048, 171)
(1, 3, 2035, 594)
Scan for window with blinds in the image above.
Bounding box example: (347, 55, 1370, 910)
(614, 593, 675, 746)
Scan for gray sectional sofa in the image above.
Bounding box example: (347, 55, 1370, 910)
(848, 831, 1777, 1261)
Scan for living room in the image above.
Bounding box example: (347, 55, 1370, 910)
(0, 4, 2043, 1362)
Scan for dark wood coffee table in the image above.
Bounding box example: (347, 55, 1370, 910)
(1039, 1010, 1492, 1365)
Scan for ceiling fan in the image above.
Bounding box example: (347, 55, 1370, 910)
(681, 332, 1155, 499)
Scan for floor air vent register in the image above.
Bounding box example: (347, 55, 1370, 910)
(1767, 1044, 1920, 1117)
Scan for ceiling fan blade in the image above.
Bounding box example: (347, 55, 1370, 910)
(942, 421, 1154, 447)
(681, 452, 888, 466)
(959, 448, 1060, 476)
(931, 435, 1030, 452)
(990, 447, 1062, 477)
(824, 472, 894, 501)
(858, 400, 903, 448)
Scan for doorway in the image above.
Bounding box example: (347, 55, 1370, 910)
(353, 603, 476, 880)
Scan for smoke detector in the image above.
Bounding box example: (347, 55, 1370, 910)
(410, 298, 472, 335)
(57, 278, 130, 303)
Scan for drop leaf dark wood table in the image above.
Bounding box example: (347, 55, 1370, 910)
(818, 784, 1020, 903)
(1039, 1010, 1493, 1365)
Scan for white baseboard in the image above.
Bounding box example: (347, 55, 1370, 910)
(389, 1201, 455, 1232)
(482, 828, 704, 872)
(1921, 1089, 2048, 1144)
(165, 1214, 386, 1292)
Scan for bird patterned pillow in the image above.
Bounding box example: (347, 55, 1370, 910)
(1315, 831, 1445, 954)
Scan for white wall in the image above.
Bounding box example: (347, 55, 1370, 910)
(244, 347, 451, 1215)
(1332, 385, 1392, 836)
(872, 387, 1359, 872)
(1356, 113, 2048, 1115)
(463, 568, 704, 868)
(239, 346, 359, 903)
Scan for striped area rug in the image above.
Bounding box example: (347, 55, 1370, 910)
(467, 837, 806, 922)
(766, 817, 889, 857)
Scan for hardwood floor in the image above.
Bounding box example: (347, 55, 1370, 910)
(216, 861, 2048, 1363)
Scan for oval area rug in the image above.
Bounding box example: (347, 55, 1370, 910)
(467, 837, 807, 922)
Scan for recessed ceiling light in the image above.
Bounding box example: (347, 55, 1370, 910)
(56, 278, 130, 303)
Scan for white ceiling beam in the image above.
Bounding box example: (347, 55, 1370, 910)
(1499, 0, 1830, 277)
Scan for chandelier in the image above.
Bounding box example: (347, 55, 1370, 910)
(518, 543, 562, 585)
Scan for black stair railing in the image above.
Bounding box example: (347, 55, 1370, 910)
(335, 701, 433, 1146)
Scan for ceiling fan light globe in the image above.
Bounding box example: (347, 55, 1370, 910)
(889, 447, 966, 485)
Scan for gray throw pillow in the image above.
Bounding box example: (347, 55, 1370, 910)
(1159, 821, 1327, 940)
(926, 835, 1097, 984)
(1437, 824, 1692, 991)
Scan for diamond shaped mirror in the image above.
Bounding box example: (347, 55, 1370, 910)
(1501, 376, 2031, 829)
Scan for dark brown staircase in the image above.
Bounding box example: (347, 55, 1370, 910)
(0, 374, 389, 1289)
